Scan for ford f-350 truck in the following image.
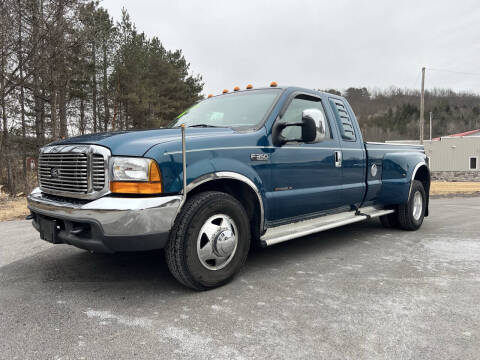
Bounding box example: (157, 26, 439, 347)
(27, 84, 430, 290)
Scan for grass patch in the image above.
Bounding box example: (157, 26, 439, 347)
(0, 197, 28, 221)
(430, 181, 480, 195)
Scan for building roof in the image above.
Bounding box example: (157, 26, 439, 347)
(432, 129, 480, 141)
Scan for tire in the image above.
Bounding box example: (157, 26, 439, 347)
(397, 180, 426, 231)
(379, 212, 399, 228)
(165, 191, 251, 290)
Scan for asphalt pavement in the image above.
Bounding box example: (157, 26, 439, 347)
(0, 197, 479, 359)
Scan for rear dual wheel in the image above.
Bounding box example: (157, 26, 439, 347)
(380, 180, 426, 231)
(165, 191, 250, 291)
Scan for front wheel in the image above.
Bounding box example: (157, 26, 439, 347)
(397, 180, 426, 230)
(165, 191, 251, 290)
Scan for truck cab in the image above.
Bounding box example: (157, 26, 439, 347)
(27, 84, 430, 290)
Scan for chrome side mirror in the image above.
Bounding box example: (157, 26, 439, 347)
(302, 108, 326, 143)
(272, 108, 327, 146)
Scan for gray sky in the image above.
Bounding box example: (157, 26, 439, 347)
(102, 0, 480, 96)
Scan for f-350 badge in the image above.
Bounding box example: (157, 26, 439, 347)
(250, 153, 269, 161)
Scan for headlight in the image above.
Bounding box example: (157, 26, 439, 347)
(110, 157, 162, 194)
(112, 157, 150, 181)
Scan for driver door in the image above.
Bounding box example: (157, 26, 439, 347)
(268, 94, 344, 222)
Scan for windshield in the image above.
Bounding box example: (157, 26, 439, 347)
(168, 89, 280, 129)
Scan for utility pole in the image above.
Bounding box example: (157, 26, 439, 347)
(429, 111, 432, 140)
(420, 66, 425, 144)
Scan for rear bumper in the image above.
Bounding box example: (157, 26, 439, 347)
(27, 188, 182, 253)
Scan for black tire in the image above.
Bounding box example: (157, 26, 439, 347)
(397, 180, 426, 231)
(379, 212, 399, 228)
(165, 191, 251, 290)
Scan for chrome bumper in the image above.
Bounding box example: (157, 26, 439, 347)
(27, 187, 182, 238)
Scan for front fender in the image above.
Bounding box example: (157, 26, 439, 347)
(154, 154, 266, 195)
(145, 143, 270, 215)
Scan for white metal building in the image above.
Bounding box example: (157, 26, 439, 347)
(424, 129, 480, 172)
(386, 130, 480, 180)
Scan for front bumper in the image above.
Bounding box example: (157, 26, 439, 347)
(27, 188, 182, 253)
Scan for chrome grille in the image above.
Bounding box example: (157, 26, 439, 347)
(38, 145, 111, 199)
(92, 154, 106, 191)
(39, 153, 88, 193)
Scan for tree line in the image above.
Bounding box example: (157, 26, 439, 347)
(0, 0, 203, 195)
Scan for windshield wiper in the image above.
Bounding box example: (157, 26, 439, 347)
(188, 124, 221, 128)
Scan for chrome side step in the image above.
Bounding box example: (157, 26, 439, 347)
(260, 206, 394, 247)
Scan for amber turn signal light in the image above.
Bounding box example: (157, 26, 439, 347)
(110, 161, 162, 194)
(110, 182, 162, 194)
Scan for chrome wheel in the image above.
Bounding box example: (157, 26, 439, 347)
(197, 214, 238, 271)
(412, 190, 423, 221)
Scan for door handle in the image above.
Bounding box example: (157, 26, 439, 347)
(334, 151, 342, 168)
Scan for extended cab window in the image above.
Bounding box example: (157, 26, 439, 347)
(281, 95, 331, 141)
(168, 89, 280, 129)
(330, 99, 356, 141)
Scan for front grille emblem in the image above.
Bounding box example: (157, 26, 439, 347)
(50, 168, 59, 178)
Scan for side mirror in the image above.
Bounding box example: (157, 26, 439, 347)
(273, 108, 326, 146)
(302, 108, 326, 143)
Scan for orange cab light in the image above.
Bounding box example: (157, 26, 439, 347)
(111, 161, 162, 194)
(207, 94, 213, 98)
(222, 89, 229, 94)
(233, 86, 240, 91)
(246, 84, 253, 89)
(270, 81, 278, 87)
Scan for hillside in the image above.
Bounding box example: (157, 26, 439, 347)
(325, 87, 480, 142)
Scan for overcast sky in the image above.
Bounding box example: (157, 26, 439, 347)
(102, 0, 480, 96)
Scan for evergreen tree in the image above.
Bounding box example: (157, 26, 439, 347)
(0, 1, 203, 194)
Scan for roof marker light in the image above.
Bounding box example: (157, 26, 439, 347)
(246, 84, 253, 89)
(233, 86, 240, 91)
(207, 94, 213, 98)
(270, 81, 278, 87)
(222, 89, 228, 94)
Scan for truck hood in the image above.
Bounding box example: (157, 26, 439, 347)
(48, 128, 235, 156)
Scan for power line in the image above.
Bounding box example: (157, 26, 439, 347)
(411, 68, 421, 89)
(427, 67, 480, 77)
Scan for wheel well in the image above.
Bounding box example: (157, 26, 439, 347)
(187, 179, 262, 241)
(414, 165, 430, 192)
(414, 164, 430, 216)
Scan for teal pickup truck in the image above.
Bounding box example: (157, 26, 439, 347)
(27, 84, 430, 290)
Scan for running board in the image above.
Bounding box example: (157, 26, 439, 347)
(260, 206, 395, 247)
